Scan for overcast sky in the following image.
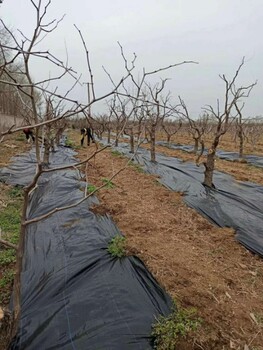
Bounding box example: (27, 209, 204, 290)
(1, 0, 262, 117)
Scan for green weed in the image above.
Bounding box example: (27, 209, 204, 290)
(0, 290, 10, 304)
(101, 178, 115, 189)
(64, 138, 74, 148)
(107, 235, 126, 258)
(0, 249, 16, 266)
(0, 202, 21, 244)
(0, 270, 14, 289)
(0, 205, 21, 239)
(111, 150, 123, 157)
(15, 134, 25, 141)
(151, 304, 201, 350)
(8, 186, 23, 199)
(86, 184, 97, 194)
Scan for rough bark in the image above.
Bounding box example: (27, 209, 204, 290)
(129, 127, 134, 153)
(238, 130, 244, 159)
(150, 124, 156, 162)
(115, 126, 119, 147)
(43, 141, 50, 165)
(203, 136, 219, 187)
(203, 152, 216, 187)
(194, 137, 199, 154)
(107, 129, 111, 144)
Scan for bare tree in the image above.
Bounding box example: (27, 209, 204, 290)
(200, 58, 256, 187)
(162, 117, 182, 144)
(144, 81, 172, 161)
(103, 42, 197, 156)
(110, 95, 127, 147)
(234, 102, 248, 159)
(178, 101, 212, 155)
(246, 116, 263, 152)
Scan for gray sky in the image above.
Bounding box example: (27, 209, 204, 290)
(1, 0, 262, 116)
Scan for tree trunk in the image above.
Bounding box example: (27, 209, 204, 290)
(203, 133, 220, 188)
(203, 151, 216, 187)
(238, 130, 244, 159)
(137, 122, 142, 140)
(144, 127, 149, 143)
(107, 129, 111, 144)
(129, 128, 134, 153)
(55, 132, 60, 146)
(167, 134, 171, 144)
(115, 127, 119, 147)
(150, 124, 156, 162)
(43, 141, 50, 165)
(194, 138, 199, 154)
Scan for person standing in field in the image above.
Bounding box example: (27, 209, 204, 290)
(81, 127, 94, 146)
(23, 128, 35, 143)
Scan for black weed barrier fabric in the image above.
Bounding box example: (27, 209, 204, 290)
(0, 147, 172, 350)
(157, 141, 263, 168)
(111, 142, 263, 258)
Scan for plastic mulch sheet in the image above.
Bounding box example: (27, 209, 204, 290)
(112, 142, 263, 258)
(0, 147, 172, 350)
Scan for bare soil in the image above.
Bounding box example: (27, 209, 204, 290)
(71, 130, 263, 350)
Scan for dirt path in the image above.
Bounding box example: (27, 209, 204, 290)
(73, 135, 263, 350)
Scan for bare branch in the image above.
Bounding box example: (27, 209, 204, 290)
(74, 24, 95, 100)
(0, 238, 18, 250)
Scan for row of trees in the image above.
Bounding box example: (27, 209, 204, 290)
(76, 58, 256, 187)
(86, 112, 263, 156)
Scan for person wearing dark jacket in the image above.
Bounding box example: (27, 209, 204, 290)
(81, 127, 94, 146)
(23, 128, 35, 143)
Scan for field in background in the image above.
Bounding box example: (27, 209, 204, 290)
(0, 114, 23, 134)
